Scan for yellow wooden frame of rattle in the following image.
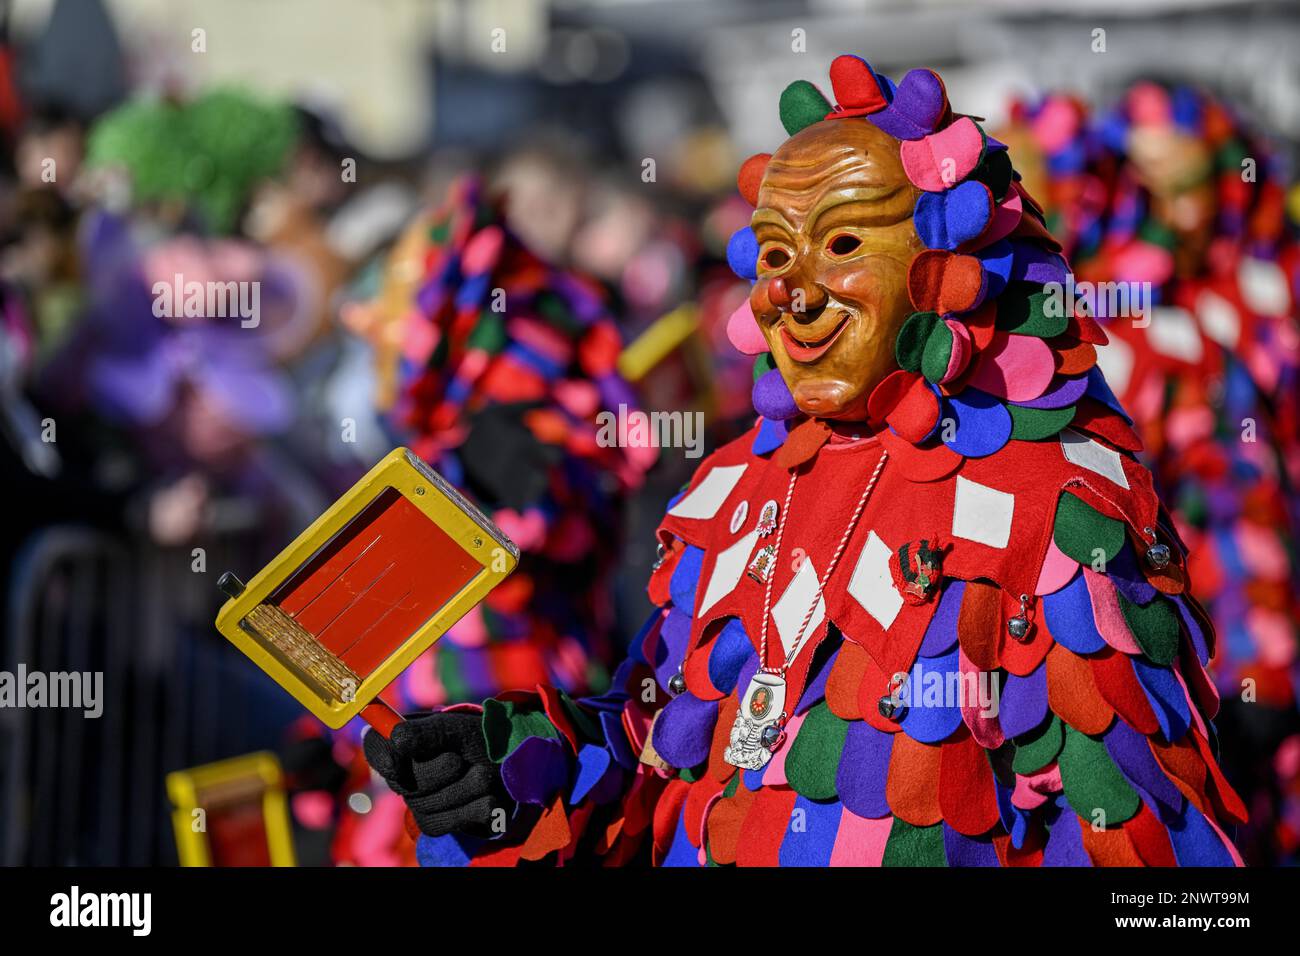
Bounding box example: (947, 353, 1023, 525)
(214, 447, 519, 729)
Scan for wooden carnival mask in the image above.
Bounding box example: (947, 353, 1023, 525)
(749, 119, 923, 421)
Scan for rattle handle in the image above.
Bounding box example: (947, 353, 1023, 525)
(361, 700, 404, 739)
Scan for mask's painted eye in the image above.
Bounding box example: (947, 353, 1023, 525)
(828, 233, 862, 256)
(762, 248, 791, 269)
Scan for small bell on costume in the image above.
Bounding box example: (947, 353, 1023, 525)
(1143, 526, 1171, 569)
(1007, 593, 1033, 643)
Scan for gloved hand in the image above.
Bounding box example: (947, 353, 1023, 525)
(364, 711, 515, 838)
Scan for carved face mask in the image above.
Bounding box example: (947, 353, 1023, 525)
(749, 119, 923, 421)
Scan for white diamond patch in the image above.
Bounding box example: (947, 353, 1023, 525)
(951, 476, 1015, 549)
(667, 463, 747, 520)
(771, 557, 826, 659)
(1060, 428, 1129, 489)
(847, 530, 904, 630)
(698, 530, 759, 615)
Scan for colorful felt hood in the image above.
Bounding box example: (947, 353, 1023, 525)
(724, 55, 1133, 465)
(385, 176, 651, 489)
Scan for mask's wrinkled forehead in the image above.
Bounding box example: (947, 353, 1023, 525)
(756, 120, 916, 228)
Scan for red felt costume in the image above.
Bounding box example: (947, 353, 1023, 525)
(407, 57, 1246, 868)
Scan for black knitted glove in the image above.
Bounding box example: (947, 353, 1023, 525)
(364, 711, 516, 838)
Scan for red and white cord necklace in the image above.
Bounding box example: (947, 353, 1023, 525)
(723, 447, 889, 770)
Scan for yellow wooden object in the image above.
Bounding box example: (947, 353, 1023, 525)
(214, 447, 518, 729)
(166, 752, 295, 867)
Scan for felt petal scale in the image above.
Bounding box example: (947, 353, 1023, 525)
(939, 731, 1001, 836)
(827, 54, 890, 117)
(1131, 657, 1192, 743)
(784, 701, 850, 800)
(901, 117, 985, 192)
(1052, 492, 1126, 566)
(915, 182, 993, 251)
(707, 618, 755, 695)
(886, 733, 944, 826)
(778, 795, 842, 866)
(1042, 804, 1091, 866)
(654, 608, 692, 688)
(883, 818, 948, 866)
(1009, 404, 1076, 442)
(957, 580, 1002, 671)
(907, 250, 986, 315)
(780, 80, 833, 135)
(1102, 720, 1185, 821)
(1046, 642, 1114, 735)
(1167, 801, 1237, 867)
(1034, 537, 1079, 595)
(895, 311, 939, 372)
(879, 371, 941, 442)
(1083, 568, 1143, 655)
(996, 290, 1069, 338)
(669, 551, 703, 612)
(943, 825, 1001, 866)
(941, 390, 1012, 457)
(726, 227, 758, 281)
(500, 735, 571, 805)
(1000, 665, 1049, 740)
(751, 416, 789, 456)
(968, 332, 1056, 401)
(1058, 725, 1141, 825)
(571, 744, 616, 804)
(1009, 241, 1069, 286)
(1042, 571, 1107, 654)
(959, 649, 1004, 749)
(870, 68, 948, 140)
(1090, 648, 1162, 736)
(1118, 592, 1181, 666)
(736, 153, 770, 207)
(918, 579, 963, 656)
(753, 367, 800, 420)
(726, 301, 768, 355)
(835, 721, 895, 818)
(898, 646, 964, 743)
(977, 240, 1015, 297)
(920, 319, 966, 384)
(829, 810, 893, 867)
(1010, 374, 1088, 410)
(975, 187, 1024, 248)
(1012, 713, 1064, 775)
(1106, 543, 1158, 607)
(651, 691, 719, 769)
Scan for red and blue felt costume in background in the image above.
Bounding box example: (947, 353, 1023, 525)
(1013, 85, 1300, 864)
(408, 58, 1246, 867)
(289, 178, 655, 865)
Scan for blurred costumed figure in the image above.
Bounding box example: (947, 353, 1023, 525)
(363, 56, 1246, 867)
(1002, 83, 1300, 864)
(288, 176, 655, 864)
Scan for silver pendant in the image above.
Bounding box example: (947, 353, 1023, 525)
(723, 672, 787, 770)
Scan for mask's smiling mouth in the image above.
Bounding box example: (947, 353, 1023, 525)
(779, 311, 851, 364)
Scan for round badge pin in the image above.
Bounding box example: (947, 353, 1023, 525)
(730, 500, 749, 534)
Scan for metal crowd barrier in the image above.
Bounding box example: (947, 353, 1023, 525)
(1, 517, 304, 865)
